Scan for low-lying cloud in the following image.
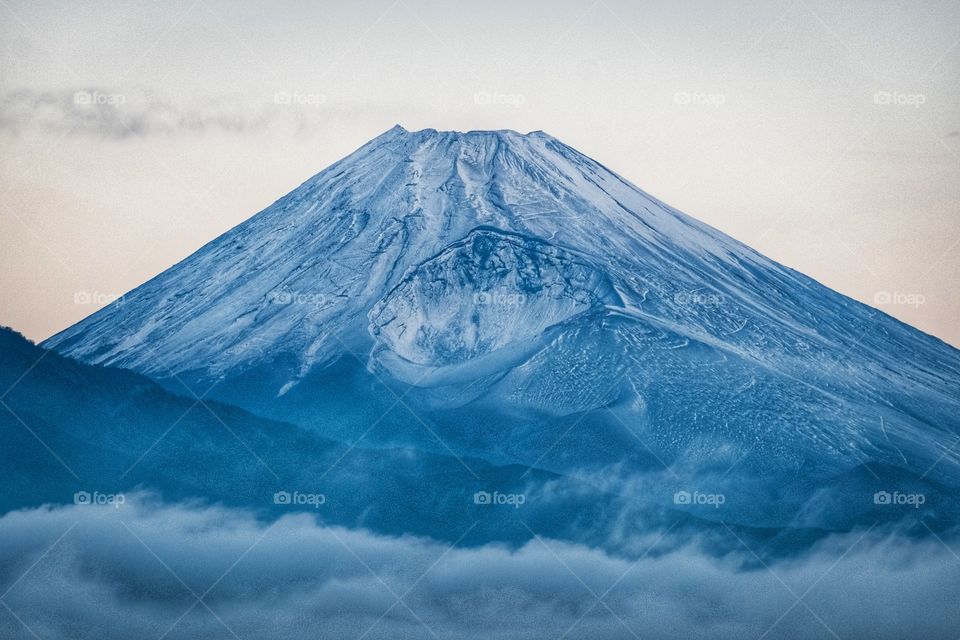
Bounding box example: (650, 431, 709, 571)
(0, 494, 958, 640)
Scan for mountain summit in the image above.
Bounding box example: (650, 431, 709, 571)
(44, 126, 960, 527)
(49, 124, 759, 382)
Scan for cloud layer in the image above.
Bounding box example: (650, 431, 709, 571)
(1, 494, 958, 640)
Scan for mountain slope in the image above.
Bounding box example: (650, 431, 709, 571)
(2, 326, 597, 544)
(41, 126, 960, 526)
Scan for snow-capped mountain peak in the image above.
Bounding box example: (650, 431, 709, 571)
(44, 127, 960, 495)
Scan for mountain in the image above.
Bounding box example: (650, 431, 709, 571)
(42, 126, 960, 530)
(10, 325, 809, 551)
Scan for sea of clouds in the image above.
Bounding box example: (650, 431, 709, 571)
(1, 493, 958, 640)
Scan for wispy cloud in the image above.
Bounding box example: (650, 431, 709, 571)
(0, 88, 372, 139)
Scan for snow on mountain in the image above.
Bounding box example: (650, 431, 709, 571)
(43, 126, 960, 510)
(44, 126, 785, 375)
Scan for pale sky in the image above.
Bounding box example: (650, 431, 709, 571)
(1, 0, 958, 346)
